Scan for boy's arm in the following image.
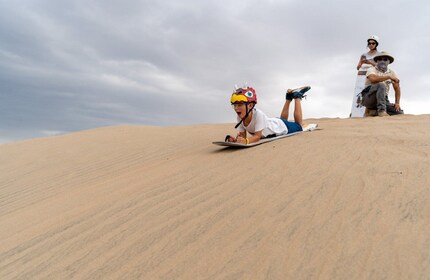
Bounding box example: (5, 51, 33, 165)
(236, 130, 262, 144)
(226, 131, 246, 142)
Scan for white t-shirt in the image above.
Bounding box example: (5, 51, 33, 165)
(365, 66, 398, 96)
(236, 108, 288, 137)
(358, 52, 379, 72)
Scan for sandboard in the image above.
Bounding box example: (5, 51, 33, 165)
(213, 124, 318, 148)
(350, 74, 366, 117)
(350, 53, 378, 117)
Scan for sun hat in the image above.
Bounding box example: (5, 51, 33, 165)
(373, 51, 394, 64)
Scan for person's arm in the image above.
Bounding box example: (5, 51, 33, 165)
(356, 57, 363, 70)
(226, 131, 245, 142)
(357, 56, 377, 70)
(367, 60, 377, 67)
(367, 73, 400, 84)
(236, 130, 262, 144)
(392, 81, 401, 111)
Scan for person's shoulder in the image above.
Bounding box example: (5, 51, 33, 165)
(254, 107, 265, 115)
(366, 66, 377, 75)
(388, 68, 397, 75)
(368, 51, 380, 58)
(363, 51, 378, 59)
(253, 107, 268, 120)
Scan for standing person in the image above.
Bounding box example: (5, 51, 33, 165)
(226, 86, 311, 144)
(350, 35, 380, 117)
(361, 51, 403, 117)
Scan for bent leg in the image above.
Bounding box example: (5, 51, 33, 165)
(362, 83, 387, 111)
(293, 98, 303, 126)
(375, 83, 387, 111)
(362, 85, 378, 109)
(281, 98, 303, 126)
(280, 100, 292, 120)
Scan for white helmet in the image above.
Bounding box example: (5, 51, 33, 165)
(367, 35, 379, 46)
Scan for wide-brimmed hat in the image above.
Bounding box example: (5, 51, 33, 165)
(374, 51, 394, 64)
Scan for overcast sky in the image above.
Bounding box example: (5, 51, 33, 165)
(1, 0, 429, 143)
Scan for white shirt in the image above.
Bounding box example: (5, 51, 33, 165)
(365, 66, 398, 96)
(359, 52, 379, 72)
(236, 108, 288, 137)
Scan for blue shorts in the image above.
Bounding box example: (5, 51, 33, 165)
(280, 118, 303, 134)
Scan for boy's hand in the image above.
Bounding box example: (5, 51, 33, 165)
(236, 135, 247, 144)
(225, 135, 236, 142)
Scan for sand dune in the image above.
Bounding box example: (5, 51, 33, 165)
(1, 115, 430, 279)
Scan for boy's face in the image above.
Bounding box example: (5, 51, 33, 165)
(232, 102, 251, 119)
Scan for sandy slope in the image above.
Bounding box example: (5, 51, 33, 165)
(1, 115, 430, 279)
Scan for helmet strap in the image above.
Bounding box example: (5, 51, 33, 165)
(234, 103, 254, 128)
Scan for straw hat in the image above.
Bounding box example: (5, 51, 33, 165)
(374, 51, 395, 64)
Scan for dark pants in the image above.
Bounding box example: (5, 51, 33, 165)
(362, 83, 388, 111)
(362, 83, 404, 115)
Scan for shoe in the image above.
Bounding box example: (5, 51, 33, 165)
(364, 108, 377, 117)
(286, 86, 311, 100)
(378, 110, 390, 117)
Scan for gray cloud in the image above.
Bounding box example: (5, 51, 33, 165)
(1, 0, 429, 143)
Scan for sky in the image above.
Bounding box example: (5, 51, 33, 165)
(1, 0, 430, 144)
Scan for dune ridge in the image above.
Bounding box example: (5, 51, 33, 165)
(1, 115, 430, 279)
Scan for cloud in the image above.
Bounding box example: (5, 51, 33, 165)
(1, 0, 429, 143)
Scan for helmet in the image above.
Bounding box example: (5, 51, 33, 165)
(367, 35, 379, 46)
(230, 86, 257, 104)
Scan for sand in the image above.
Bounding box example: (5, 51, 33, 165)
(1, 114, 430, 279)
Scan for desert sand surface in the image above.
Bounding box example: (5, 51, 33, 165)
(1, 114, 430, 279)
